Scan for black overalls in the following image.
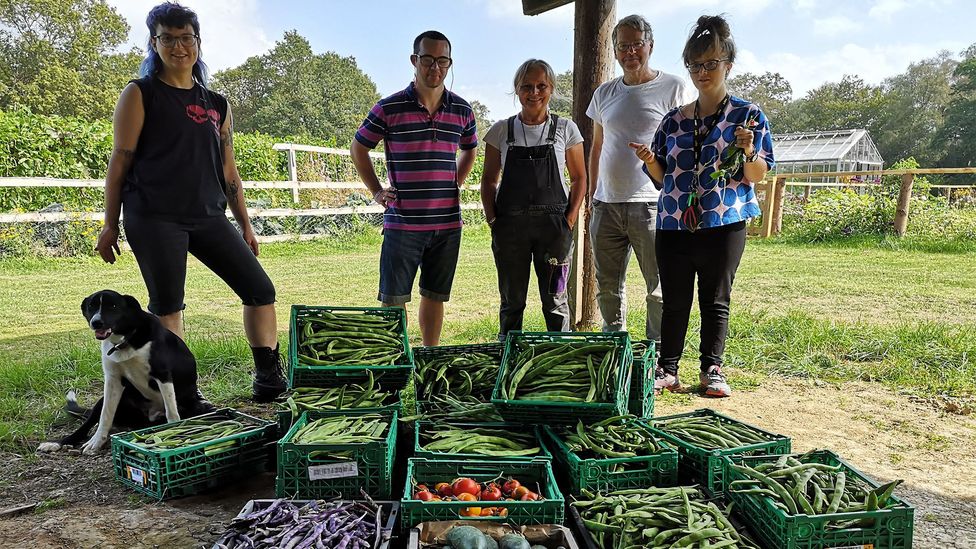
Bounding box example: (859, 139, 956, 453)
(490, 114, 574, 339)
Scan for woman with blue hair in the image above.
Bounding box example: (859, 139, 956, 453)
(95, 2, 286, 402)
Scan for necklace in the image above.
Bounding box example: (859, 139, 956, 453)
(519, 115, 548, 146)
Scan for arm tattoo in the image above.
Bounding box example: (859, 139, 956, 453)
(227, 179, 240, 202)
(114, 147, 136, 169)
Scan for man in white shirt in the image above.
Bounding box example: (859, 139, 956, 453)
(586, 14, 691, 354)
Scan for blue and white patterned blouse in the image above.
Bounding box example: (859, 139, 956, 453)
(650, 95, 775, 231)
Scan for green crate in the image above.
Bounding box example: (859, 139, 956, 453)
(540, 420, 678, 494)
(491, 331, 633, 425)
(413, 342, 503, 401)
(289, 305, 414, 389)
(276, 409, 397, 499)
(276, 401, 402, 437)
(414, 421, 551, 462)
(111, 408, 275, 500)
(401, 458, 564, 529)
(628, 339, 655, 419)
(725, 450, 914, 549)
(650, 408, 791, 495)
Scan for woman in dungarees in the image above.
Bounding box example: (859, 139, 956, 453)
(94, 2, 286, 402)
(480, 59, 587, 340)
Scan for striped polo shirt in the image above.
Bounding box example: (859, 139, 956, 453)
(355, 82, 478, 231)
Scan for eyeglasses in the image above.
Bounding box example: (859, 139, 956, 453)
(615, 40, 647, 53)
(414, 55, 453, 69)
(686, 59, 728, 73)
(154, 34, 199, 48)
(518, 83, 550, 94)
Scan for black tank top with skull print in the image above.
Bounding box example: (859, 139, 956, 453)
(123, 76, 229, 219)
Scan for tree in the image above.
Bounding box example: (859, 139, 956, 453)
(0, 0, 142, 119)
(938, 49, 976, 167)
(787, 75, 886, 136)
(728, 72, 793, 127)
(211, 31, 380, 143)
(874, 51, 957, 164)
(469, 100, 493, 143)
(550, 69, 573, 119)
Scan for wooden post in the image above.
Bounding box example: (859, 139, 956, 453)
(288, 145, 299, 203)
(803, 184, 812, 203)
(759, 179, 776, 238)
(894, 173, 914, 237)
(772, 175, 786, 236)
(570, 0, 615, 331)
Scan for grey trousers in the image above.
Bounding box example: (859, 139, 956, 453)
(589, 200, 663, 340)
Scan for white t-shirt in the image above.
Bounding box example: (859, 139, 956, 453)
(586, 72, 692, 203)
(484, 115, 584, 196)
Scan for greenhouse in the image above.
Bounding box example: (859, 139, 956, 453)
(773, 129, 885, 184)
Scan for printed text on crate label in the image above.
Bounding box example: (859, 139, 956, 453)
(308, 462, 359, 480)
(127, 466, 147, 486)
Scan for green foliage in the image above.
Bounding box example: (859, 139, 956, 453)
(787, 75, 886, 137)
(938, 53, 976, 168)
(550, 69, 573, 119)
(0, 0, 141, 120)
(783, 158, 976, 244)
(233, 132, 287, 182)
(211, 31, 380, 144)
(728, 72, 793, 125)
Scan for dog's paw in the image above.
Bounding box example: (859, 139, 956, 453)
(80, 436, 107, 455)
(36, 442, 64, 453)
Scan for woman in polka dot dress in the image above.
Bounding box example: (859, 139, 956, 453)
(631, 14, 775, 398)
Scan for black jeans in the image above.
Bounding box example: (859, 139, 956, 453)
(655, 221, 746, 374)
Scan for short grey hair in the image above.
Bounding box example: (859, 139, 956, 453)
(512, 58, 556, 94)
(613, 14, 654, 45)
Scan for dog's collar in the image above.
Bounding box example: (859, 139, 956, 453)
(107, 336, 129, 356)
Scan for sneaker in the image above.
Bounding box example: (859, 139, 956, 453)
(700, 365, 731, 398)
(653, 367, 680, 395)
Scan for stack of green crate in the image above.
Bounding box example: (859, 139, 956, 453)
(540, 418, 677, 494)
(628, 339, 656, 419)
(412, 342, 503, 421)
(650, 408, 792, 494)
(276, 409, 397, 499)
(724, 450, 914, 549)
(400, 458, 564, 528)
(111, 408, 276, 500)
(288, 304, 414, 390)
(491, 331, 633, 425)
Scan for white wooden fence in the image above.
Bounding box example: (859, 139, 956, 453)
(0, 143, 485, 234)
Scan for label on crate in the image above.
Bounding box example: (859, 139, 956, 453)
(828, 545, 873, 549)
(126, 466, 147, 486)
(308, 461, 359, 480)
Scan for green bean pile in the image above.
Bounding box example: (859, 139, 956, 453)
(280, 371, 397, 419)
(419, 424, 543, 457)
(557, 415, 665, 459)
(414, 350, 499, 401)
(292, 414, 390, 445)
(404, 394, 504, 423)
(729, 451, 904, 528)
(297, 311, 404, 366)
(654, 414, 774, 450)
(499, 341, 621, 403)
(573, 486, 760, 548)
(632, 341, 652, 363)
(128, 416, 253, 455)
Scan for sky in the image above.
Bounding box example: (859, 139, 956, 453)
(106, 0, 974, 122)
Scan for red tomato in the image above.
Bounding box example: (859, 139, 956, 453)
(414, 490, 434, 501)
(513, 486, 530, 499)
(452, 477, 481, 497)
(435, 482, 453, 497)
(415, 484, 429, 492)
(519, 491, 540, 501)
(481, 484, 502, 501)
(502, 479, 521, 496)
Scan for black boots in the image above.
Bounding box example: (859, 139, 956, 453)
(251, 344, 287, 403)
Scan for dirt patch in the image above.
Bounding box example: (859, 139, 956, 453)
(1, 378, 973, 548)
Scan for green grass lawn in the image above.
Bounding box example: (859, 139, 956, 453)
(1, 223, 974, 450)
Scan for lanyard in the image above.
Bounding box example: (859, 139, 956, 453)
(692, 94, 730, 173)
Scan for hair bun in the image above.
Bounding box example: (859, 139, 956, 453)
(694, 15, 731, 40)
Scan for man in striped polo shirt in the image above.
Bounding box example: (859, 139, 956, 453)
(351, 30, 478, 346)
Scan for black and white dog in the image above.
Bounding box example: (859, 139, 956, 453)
(37, 290, 215, 454)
